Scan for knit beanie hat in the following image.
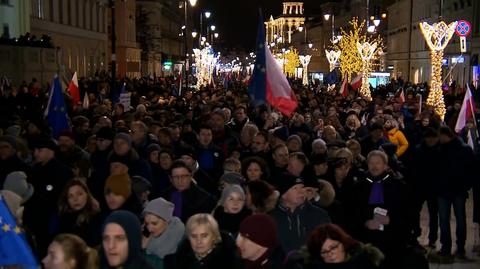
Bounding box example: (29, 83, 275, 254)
(114, 132, 132, 148)
(3, 171, 34, 203)
(239, 214, 278, 249)
(219, 172, 246, 186)
(218, 184, 245, 206)
(104, 173, 132, 200)
(276, 173, 304, 196)
(143, 197, 174, 222)
(287, 135, 302, 146)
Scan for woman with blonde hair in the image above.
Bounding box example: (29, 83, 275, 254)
(57, 179, 102, 246)
(164, 213, 242, 269)
(42, 233, 99, 269)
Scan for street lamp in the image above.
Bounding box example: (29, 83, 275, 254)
(298, 26, 304, 32)
(308, 43, 313, 49)
(210, 25, 216, 31)
(323, 14, 330, 21)
(373, 19, 381, 27)
(323, 13, 335, 44)
(199, 11, 211, 47)
(181, 0, 197, 93)
(367, 25, 376, 33)
(204, 11, 211, 18)
(192, 31, 198, 38)
(214, 33, 219, 38)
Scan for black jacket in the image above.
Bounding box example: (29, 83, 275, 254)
(164, 232, 243, 269)
(161, 184, 216, 223)
(270, 202, 331, 253)
(213, 206, 252, 236)
(0, 154, 30, 187)
(437, 137, 476, 197)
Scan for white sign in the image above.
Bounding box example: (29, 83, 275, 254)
(119, 92, 131, 112)
(460, 36, 467, 53)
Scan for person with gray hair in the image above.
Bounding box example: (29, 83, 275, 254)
(213, 185, 252, 236)
(348, 150, 409, 268)
(312, 138, 327, 155)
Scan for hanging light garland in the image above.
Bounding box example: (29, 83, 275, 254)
(356, 41, 377, 101)
(419, 21, 457, 120)
(299, 55, 311, 86)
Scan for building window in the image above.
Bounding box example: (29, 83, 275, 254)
(2, 24, 10, 39)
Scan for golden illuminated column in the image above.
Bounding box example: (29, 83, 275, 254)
(357, 41, 377, 101)
(299, 55, 311, 86)
(325, 50, 341, 72)
(419, 21, 457, 120)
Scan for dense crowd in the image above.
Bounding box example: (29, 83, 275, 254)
(0, 75, 479, 269)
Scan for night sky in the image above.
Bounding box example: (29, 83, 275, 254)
(198, 0, 322, 51)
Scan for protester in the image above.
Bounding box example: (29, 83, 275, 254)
(42, 233, 99, 269)
(213, 184, 252, 235)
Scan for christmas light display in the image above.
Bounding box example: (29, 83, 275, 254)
(357, 41, 377, 101)
(325, 50, 341, 72)
(299, 55, 311, 85)
(419, 21, 457, 120)
(193, 46, 219, 89)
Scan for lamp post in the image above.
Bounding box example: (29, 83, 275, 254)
(182, 0, 197, 93)
(109, 0, 116, 96)
(357, 41, 378, 101)
(200, 11, 211, 47)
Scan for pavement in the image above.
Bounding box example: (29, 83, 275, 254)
(418, 193, 480, 268)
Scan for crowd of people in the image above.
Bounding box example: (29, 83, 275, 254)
(0, 74, 479, 269)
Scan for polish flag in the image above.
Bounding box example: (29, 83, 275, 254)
(399, 89, 405, 104)
(350, 74, 362, 90)
(339, 78, 348, 97)
(249, 11, 298, 116)
(68, 72, 80, 106)
(454, 85, 475, 133)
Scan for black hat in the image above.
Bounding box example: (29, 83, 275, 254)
(179, 146, 197, 160)
(96, 127, 115, 141)
(369, 122, 384, 131)
(276, 173, 304, 196)
(0, 135, 17, 148)
(32, 135, 58, 151)
(273, 126, 289, 142)
(423, 127, 438, 138)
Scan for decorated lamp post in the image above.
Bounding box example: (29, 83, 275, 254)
(193, 46, 219, 89)
(299, 55, 311, 86)
(419, 21, 457, 120)
(357, 41, 377, 101)
(325, 50, 341, 72)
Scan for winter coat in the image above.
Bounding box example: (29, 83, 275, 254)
(161, 184, 216, 223)
(385, 128, 409, 157)
(108, 149, 152, 181)
(270, 202, 331, 253)
(213, 206, 252, 236)
(23, 158, 73, 257)
(285, 243, 384, 269)
(164, 232, 243, 269)
(437, 137, 476, 198)
(56, 145, 91, 177)
(347, 171, 409, 258)
(57, 210, 103, 247)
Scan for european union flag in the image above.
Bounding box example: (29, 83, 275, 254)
(0, 196, 38, 268)
(248, 9, 267, 107)
(47, 76, 70, 138)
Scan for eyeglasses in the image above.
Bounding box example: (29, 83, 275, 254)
(171, 174, 191, 181)
(320, 243, 341, 256)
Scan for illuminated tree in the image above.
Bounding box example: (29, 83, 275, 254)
(333, 18, 382, 82)
(284, 49, 300, 77)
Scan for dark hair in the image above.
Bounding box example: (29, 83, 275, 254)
(307, 224, 359, 261)
(58, 179, 100, 226)
(438, 126, 456, 138)
(170, 159, 193, 174)
(246, 180, 275, 211)
(255, 131, 269, 142)
(241, 156, 270, 181)
(198, 124, 212, 132)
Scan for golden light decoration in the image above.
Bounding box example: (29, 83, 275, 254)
(325, 50, 341, 72)
(332, 18, 382, 83)
(284, 49, 300, 77)
(299, 55, 311, 86)
(419, 21, 457, 120)
(193, 47, 219, 89)
(356, 41, 377, 101)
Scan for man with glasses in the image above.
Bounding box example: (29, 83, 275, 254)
(161, 160, 216, 222)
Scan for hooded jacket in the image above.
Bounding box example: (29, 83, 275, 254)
(100, 210, 155, 269)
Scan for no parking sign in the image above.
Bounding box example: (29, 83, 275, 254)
(455, 20, 471, 53)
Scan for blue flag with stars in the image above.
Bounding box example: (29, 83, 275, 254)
(47, 75, 70, 138)
(248, 9, 267, 106)
(0, 195, 38, 268)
